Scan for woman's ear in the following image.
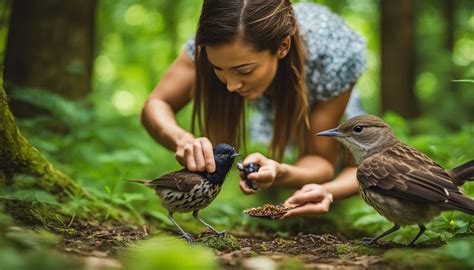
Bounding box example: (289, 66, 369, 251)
(277, 36, 291, 59)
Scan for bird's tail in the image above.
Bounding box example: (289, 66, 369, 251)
(450, 160, 474, 186)
(447, 192, 474, 215)
(125, 179, 150, 185)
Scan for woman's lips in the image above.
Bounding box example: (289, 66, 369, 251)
(237, 89, 251, 96)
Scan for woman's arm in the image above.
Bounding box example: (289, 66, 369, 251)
(241, 87, 359, 199)
(142, 50, 216, 172)
(142, 50, 195, 150)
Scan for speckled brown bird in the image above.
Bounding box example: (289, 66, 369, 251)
(128, 143, 239, 243)
(317, 114, 474, 246)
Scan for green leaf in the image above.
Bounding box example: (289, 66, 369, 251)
(124, 236, 217, 269)
(353, 213, 386, 227)
(123, 193, 146, 203)
(0, 189, 59, 205)
(452, 79, 474, 83)
(34, 191, 60, 205)
(146, 210, 172, 225)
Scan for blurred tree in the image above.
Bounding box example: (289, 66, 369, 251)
(4, 0, 96, 117)
(443, 0, 456, 92)
(381, 0, 419, 118)
(0, 0, 11, 63)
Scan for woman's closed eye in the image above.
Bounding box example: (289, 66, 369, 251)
(211, 64, 253, 76)
(236, 68, 253, 76)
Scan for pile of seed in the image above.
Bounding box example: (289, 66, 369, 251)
(244, 204, 292, 218)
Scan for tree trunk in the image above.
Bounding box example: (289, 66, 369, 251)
(380, 0, 419, 118)
(3, 0, 96, 117)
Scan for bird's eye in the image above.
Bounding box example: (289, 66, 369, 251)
(353, 125, 364, 133)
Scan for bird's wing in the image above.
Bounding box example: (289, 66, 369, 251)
(358, 143, 474, 214)
(146, 169, 204, 192)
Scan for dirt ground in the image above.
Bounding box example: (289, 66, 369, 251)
(57, 222, 410, 269)
(212, 234, 387, 269)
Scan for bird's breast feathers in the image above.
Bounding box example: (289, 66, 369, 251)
(360, 187, 442, 225)
(158, 181, 222, 213)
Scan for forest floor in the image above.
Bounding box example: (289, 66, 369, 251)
(56, 221, 449, 269)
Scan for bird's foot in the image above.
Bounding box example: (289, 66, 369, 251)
(214, 229, 226, 236)
(180, 232, 195, 244)
(204, 227, 226, 236)
(362, 237, 377, 246)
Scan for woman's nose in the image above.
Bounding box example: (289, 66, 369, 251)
(226, 76, 243, 92)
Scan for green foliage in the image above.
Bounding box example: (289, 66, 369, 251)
(452, 79, 474, 83)
(0, 189, 60, 206)
(0, 208, 81, 270)
(437, 236, 474, 267)
(383, 240, 474, 269)
(123, 236, 218, 270)
(8, 87, 92, 128)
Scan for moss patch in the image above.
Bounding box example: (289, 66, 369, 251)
(335, 243, 381, 255)
(198, 233, 240, 251)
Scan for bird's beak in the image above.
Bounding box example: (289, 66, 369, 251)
(231, 153, 241, 158)
(316, 128, 344, 137)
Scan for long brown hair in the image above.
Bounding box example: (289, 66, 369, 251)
(193, 0, 310, 161)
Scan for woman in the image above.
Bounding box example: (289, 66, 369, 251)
(141, 0, 366, 218)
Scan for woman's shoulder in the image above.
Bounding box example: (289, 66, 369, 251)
(293, 2, 346, 37)
(293, 2, 366, 102)
(293, 2, 365, 62)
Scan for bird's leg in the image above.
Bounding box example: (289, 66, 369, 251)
(167, 212, 194, 243)
(192, 210, 226, 236)
(408, 224, 426, 246)
(363, 224, 400, 246)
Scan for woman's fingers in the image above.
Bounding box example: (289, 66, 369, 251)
(193, 141, 206, 171)
(184, 144, 197, 171)
(192, 138, 215, 172)
(287, 186, 326, 205)
(280, 195, 332, 219)
(247, 169, 274, 182)
(177, 137, 215, 172)
(239, 180, 257, 195)
(201, 139, 215, 172)
(243, 153, 262, 166)
(301, 184, 318, 192)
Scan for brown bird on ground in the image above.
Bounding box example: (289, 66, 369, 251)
(128, 143, 239, 243)
(317, 114, 474, 246)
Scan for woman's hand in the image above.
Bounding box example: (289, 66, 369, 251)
(239, 153, 280, 194)
(279, 184, 333, 219)
(175, 136, 215, 173)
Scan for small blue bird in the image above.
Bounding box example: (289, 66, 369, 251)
(128, 143, 239, 243)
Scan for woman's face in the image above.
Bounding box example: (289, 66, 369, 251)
(206, 38, 283, 100)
